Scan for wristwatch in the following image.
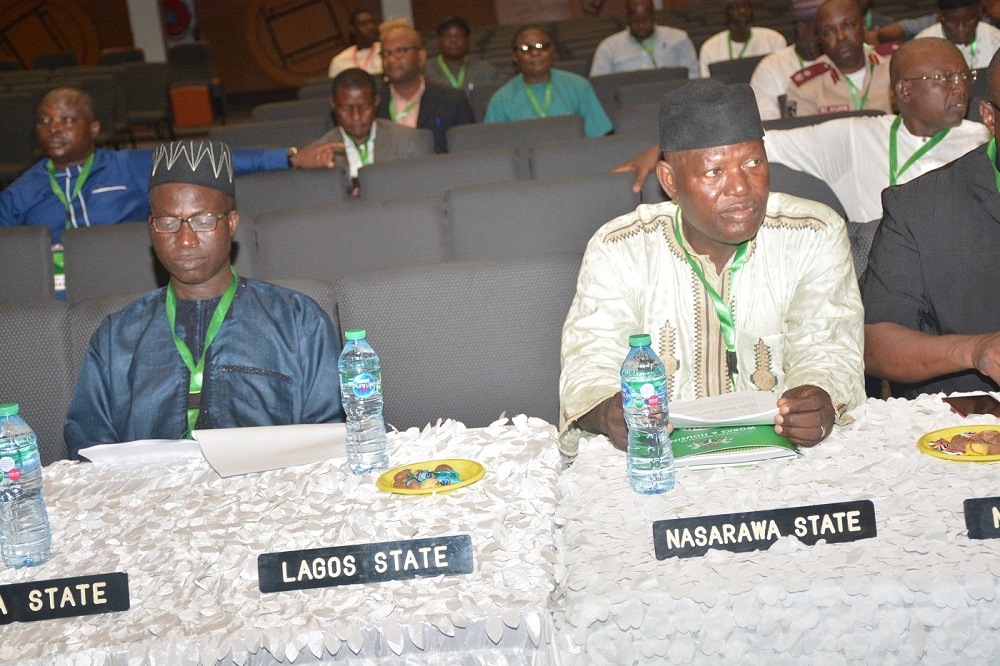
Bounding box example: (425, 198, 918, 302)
(286, 146, 299, 168)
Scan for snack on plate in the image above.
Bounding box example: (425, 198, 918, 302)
(392, 464, 462, 488)
(930, 430, 1000, 456)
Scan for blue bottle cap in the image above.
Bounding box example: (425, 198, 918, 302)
(628, 334, 651, 347)
(0, 403, 19, 417)
(344, 329, 367, 341)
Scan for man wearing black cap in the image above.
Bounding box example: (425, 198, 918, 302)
(915, 0, 1000, 69)
(558, 80, 864, 457)
(424, 16, 503, 95)
(64, 140, 343, 459)
(785, 0, 893, 117)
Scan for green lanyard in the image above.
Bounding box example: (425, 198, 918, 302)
(351, 135, 373, 165)
(864, 9, 874, 31)
(165, 266, 238, 438)
(672, 211, 749, 386)
(46, 153, 95, 229)
(795, 52, 804, 69)
(845, 64, 874, 110)
(888, 116, 950, 187)
(968, 38, 977, 67)
(389, 97, 417, 122)
(637, 35, 657, 67)
(437, 54, 467, 89)
(523, 77, 553, 118)
(986, 138, 1000, 193)
(727, 31, 752, 60)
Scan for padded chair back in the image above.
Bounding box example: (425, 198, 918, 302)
(269, 278, 338, 334)
(253, 196, 451, 285)
(708, 54, 767, 84)
(553, 58, 591, 77)
(763, 109, 884, 131)
(613, 102, 658, 136)
(0, 226, 55, 303)
(446, 115, 584, 153)
(34, 51, 78, 70)
(63, 219, 257, 302)
(335, 253, 582, 428)
(252, 97, 331, 122)
(166, 42, 213, 86)
(615, 79, 689, 109)
(235, 167, 348, 220)
(0, 300, 72, 464)
(99, 48, 144, 66)
(209, 116, 332, 149)
(298, 78, 332, 99)
(447, 171, 640, 261)
(769, 163, 847, 221)
(529, 134, 655, 179)
(847, 219, 881, 281)
(589, 67, 687, 116)
(358, 148, 518, 202)
(0, 91, 36, 183)
(116, 62, 171, 133)
(469, 80, 506, 123)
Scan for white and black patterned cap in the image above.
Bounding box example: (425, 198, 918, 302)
(149, 140, 235, 199)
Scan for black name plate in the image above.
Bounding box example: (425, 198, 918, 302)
(0, 572, 129, 625)
(258, 534, 474, 593)
(653, 500, 877, 560)
(964, 497, 1000, 539)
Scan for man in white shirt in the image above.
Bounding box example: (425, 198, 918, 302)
(328, 10, 382, 78)
(750, 0, 823, 120)
(766, 37, 988, 222)
(915, 0, 1000, 69)
(560, 79, 864, 456)
(590, 0, 699, 78)
(699, 0, 787, 78)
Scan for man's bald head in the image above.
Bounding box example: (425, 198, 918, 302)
(40, 87, 95, 122)
(893, 37, 971, 136)
(36, 87, 99, 169)
(626, 0, 656, 41)
(627, 0, 654, 13)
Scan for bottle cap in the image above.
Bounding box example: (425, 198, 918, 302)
(628, 334, 652, 347)
(0, 403, 19, 417)
(344, 328, 367, 341)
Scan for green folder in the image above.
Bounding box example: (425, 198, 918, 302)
(669, 424, 798, 470)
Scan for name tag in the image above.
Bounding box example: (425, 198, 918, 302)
(653, 500, 876, 560)
(258, 534, 474, 593)
(964, 497, 1000, 539)
(0, 573, 129, 624)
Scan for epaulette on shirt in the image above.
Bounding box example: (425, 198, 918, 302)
(790, 62, 832, 87)
(873, 42, 898, 58)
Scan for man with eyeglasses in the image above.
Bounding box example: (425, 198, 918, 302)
(915, 0, 1000, 69)
(485, 25, 612, 138)
(785, 0, 893, 117)
(861, 48, 1000, 397)
(589, 0, 699, 78)
(375, 21, 475, 153)
(0, 87, 340, 298)
(698, 0, 787, 78)
(308, 68, 432, 197)
(64, 140, 343, 460)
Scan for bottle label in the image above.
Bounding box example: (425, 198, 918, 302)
(351, 372, 381, 399)
(622, 377, 667, 414)
(0, 453, 24, 484)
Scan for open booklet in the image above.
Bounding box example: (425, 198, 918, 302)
(666, 393, 796, 469)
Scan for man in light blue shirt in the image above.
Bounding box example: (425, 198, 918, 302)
(589, 0, 699, 78)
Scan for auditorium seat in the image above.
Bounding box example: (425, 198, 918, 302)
(235, 167, 348, 220)
(615, 79, 689, 109)
(469, 80, 506, 123)
(446, 115, 585, 178)
(589, 67, 688, 116)
(708, 54, 768, 84)
(0, 226, 55, 303)
(209, 117, 332, 149)
(769, 163, 848, 221)
(335, 252, 582, 429)
(763, 109, 884, 131)
(0, 91, 36, 185)
(529, 134, 655, 179)
(446, 171, 640, 261)
(613, 102, 658, 136)
(298, 78, 332, 99)
(252, 97, 331, 122)
(0, 300, 73, 464)
(358, 148, 518, 202)
(847, 219, 881, 281)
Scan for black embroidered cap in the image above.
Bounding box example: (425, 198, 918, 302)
(659, 79, 763, 153)
(149, 140, 236, 200)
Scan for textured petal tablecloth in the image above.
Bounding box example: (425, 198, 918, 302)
(0, 416, 561, 666)
(553, 395, 1000, 664)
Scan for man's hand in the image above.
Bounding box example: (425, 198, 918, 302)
(612, 144, 660, 194)
(577, 393, 629, 451)
(774, 384, 834, 447)
(290, 141, 343, 169)
(968, 332, 1000, 385)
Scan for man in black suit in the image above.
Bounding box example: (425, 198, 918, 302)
(376, 22, 475, 153)
(862, 48, 1000, 397)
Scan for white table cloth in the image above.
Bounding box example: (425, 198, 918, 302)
(553, 395, 1000, 664)
(1, 417, 562, 665)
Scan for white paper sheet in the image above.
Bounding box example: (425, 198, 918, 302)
(76, 439, 204, 464)
(669, 392, 779, 428)
(193, 423, 347, 477)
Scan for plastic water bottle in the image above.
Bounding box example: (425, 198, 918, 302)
(0, 404, 52, 567)
(621, 334, 675, 494)
(338, 329, 389, 474)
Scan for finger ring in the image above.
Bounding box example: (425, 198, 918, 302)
(820, 425, 827, 439)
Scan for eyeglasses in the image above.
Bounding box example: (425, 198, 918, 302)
(516, 42, 552, 53)
(381, 45, 420, 59)
(902, 70, 977, 85)
(150, 211, 232, 233)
